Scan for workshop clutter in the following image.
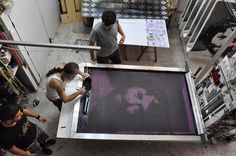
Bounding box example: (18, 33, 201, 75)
(196, 51, 236, 142)
(0, 0, 13, 10)
(0, 3, 4, 15)
(0, 49, 11, 65)
(59, 0, 82, 24)
(0, 147, 6, 156)
(210, 67, 221, 86)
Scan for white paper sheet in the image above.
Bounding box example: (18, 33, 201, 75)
(118, 19, 147, 46)
(146, 19, 170, 48)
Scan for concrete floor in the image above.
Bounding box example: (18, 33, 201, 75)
(6, 5, 236, 156)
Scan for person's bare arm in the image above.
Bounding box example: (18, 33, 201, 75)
(8, 145, 31, 156)
(89, 39, 96, 62)
(55, 63, 65, 68)
(49, 79, 86, 103)
(77, 70, 90, 78)
(22, 108, 47, 123)
(118, 23, 126, 44)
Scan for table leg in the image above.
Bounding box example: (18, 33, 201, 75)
(137, 46, 148, 61)
(120, 45, 127, 61)
(154, 47, 157, 62)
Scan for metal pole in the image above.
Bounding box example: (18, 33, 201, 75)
(0, 40, 100, 51)
(195, 28, 236, 84)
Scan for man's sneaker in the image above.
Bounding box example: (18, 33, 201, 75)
(46, 139, 56, 146)
(42, 147, 53, 155)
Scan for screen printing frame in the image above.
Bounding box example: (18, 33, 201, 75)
(57, 63, 204, 142)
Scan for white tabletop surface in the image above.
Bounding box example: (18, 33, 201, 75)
(93, 18, 170, 48)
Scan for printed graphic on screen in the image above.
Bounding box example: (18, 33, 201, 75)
(82, 0, 168, 20)
(78, 68, 197, 135)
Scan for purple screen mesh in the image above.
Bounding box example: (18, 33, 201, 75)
(78, 68, 197, 135)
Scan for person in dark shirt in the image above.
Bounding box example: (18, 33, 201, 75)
(0, 103, 56, 155)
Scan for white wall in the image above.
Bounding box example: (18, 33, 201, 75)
(36, 0, 60, 39)
(9, 0, 50, 80)
(1, 0, 60, 90)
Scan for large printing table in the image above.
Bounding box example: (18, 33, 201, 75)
(93, 19, 170, 62)
(57, 64, 204, 142)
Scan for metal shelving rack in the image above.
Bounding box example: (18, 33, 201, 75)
(179, 0, 236, 142)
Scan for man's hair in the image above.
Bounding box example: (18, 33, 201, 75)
(102, 10, 116, 26)
(46, 62, 79, 77)
(0, 103, 21, 122)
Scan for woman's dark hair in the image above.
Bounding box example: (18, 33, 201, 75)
(63, 62, 79, 75)
(46, 62, 79, 77)
(46, 67, 63, 77)
(102, 10, 116, 26)
(0, 103, 21, 121)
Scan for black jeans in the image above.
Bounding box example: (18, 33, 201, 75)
(27, 124, 49, 153)
(49, 99, 62, 111)
(97, 49, 122, 64)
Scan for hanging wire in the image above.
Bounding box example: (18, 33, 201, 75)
(74, 38, 90, 72)
(79, 53, 87, 68)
